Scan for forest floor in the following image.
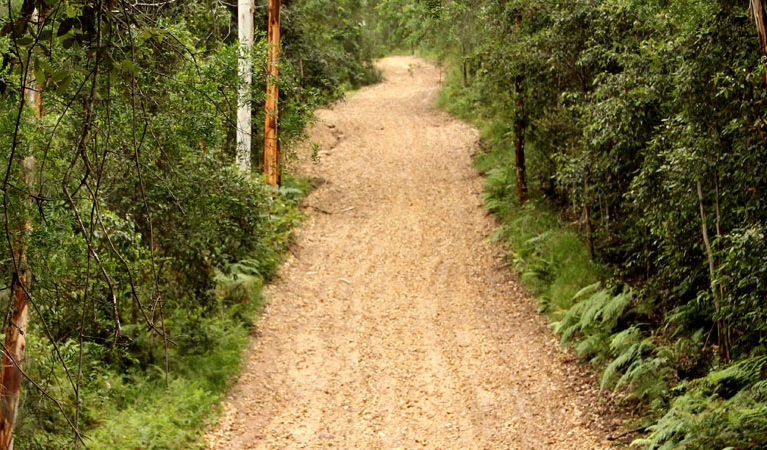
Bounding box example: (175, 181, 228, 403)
(205, 56, 623, 449)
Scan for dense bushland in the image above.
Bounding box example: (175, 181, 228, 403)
(375, 0, 767, 447)
(0, 0, 377, 447)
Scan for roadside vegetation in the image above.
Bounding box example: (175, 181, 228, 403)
(1, 0, 378, 447)
(373, 0, 767, 448)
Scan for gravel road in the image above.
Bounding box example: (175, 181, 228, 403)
(205, 56, 618, 450)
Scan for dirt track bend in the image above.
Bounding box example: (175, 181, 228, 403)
(206, 56, 617, 450)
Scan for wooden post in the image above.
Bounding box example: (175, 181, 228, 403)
(236, 0, 254, 173)
(264, 0, 281, 186)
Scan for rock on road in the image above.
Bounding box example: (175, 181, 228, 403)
(206, 56, 617, 450)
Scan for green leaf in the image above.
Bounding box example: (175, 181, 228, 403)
(55, 73, 72, 95)
(33, 58, 45, 86)
(38, 58, 55, 76)
(0, 22, 13, 36)
(52, 69, 69, 82)
(57, 18, 77, 37)
(13, 19, 26, 38)
(119, 59, 140, 75)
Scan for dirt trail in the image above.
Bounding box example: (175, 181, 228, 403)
(206, 56, 617, 449)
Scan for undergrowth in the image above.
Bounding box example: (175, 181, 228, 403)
(19, 267, 263, 450)
(16, 176, 311, 450)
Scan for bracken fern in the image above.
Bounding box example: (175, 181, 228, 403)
(635, 356, 767, 449)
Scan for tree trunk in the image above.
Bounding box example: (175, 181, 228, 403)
(583, 174, 594, 259)
(460, 43, 467, 88)
(514, 76, 527, 204)
(236, 0, 254, 173)
(513, 12, 527, 204)
(0, 7, 42, 446)
(696, 179, 729, 362)
(751, 0, 767, 89)
(0, 203, 32, 450)
(263, 0, 281, 187)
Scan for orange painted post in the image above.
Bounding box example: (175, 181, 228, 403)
(264, 0, 281, 186)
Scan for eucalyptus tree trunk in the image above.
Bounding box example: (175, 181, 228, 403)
(751, 0, 767, 89)
(0, 167, 33, 450)
(236, 0, 254, 173)
(263, 0, 281, 186)
(0, 8, 43, 446)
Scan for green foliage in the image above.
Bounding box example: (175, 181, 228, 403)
(716, 225, 767, 354)
(636, 356, 767, 449)
(553, 284, 631, 354)
(83, 376, 214, 450)
(373, 0, 440, 54)
(80, 283, 259, 450)
(1, 0, 369, 444)
(16, 258, 267, 449)
(601, 327, 674, 413)
(284, 0, 382, 98)
(483, 182, 604, 312)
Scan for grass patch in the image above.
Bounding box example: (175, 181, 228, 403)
(82, 308, 255, 450)
(490, 198, 606, 314)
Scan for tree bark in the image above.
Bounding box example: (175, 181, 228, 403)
(583, 174, 594, 259)
(751, 0, 767, 89)
(236, 0, 254, 173)
(460, 44, 467, 88)
(263, 0, 281, 187)
(513, 12, 527, 204)
(697, 179, 729, 362)
(514, 75, 527, 204)
(0, 6, 42, 446)
(0, 208, 31, 450)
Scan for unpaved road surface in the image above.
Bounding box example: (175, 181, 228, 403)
(206, 56, 618, 449)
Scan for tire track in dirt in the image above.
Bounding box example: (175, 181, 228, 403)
(206, 56, 617, 450)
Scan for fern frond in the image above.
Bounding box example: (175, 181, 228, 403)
(601, 326, 644, 389)
(579, 289, 611, 330)
(706, 355, 767, 388)
(525, 230, 554, 247)
(575, 332, 610, 362)
(488, 225, 507, 243)
(601, 290, 632, 329)
(554, 284, 632, 352)
(571, 281, 603, 301)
